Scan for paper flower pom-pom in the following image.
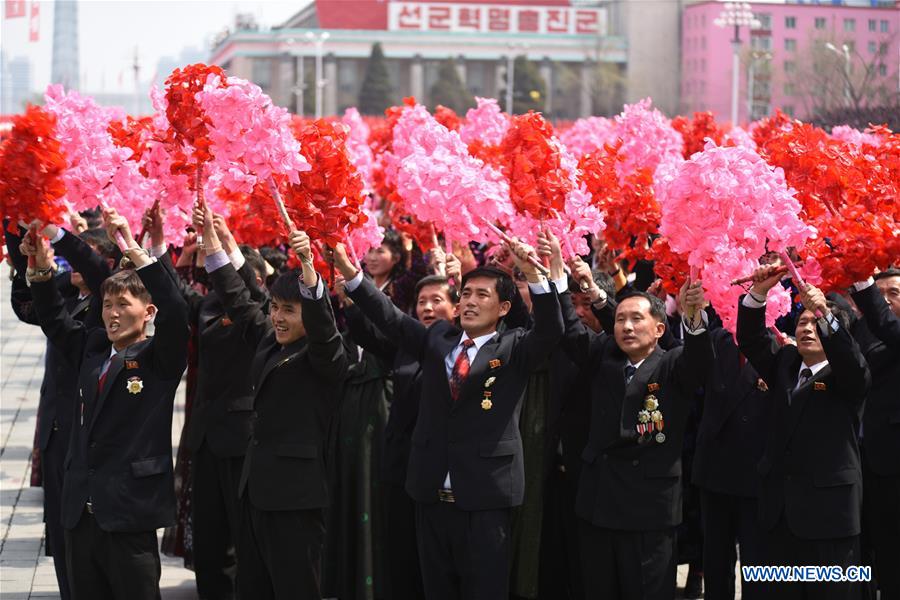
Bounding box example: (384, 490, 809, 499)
(612, 98, 684, 181)
(341, 108, 375, 194)
(164, 63, 227, 163)
(559, 116, 616, 159)
(433, 105, 462, 132)
(671, 111, 728, 159)
(0, 105, 68, 229)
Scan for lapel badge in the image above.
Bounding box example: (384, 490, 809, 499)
(125, 360, 139, 370)
(647, 383, 660, 392)
(126, 376, 144, 395)
(484, 376, 496, 388)
(489, 359, 502, 369)
(757, 378, 768, 392)
(221, 316, 233, 327)
(644, 395, 659, 411)
(813, 382, 826, 391)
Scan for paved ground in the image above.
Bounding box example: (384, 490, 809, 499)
(0, 270, 731, 599)
(0, 273, 197, 600)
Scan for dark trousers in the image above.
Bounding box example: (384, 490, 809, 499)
(762, 516, 860, 600)
(860, 456, 900, 600)
(699, 489, 764, 600)
(237, 498, 325, 600)
(64, 509, 161, 600)
(578, 518, 677, 600)
(539, 467, 584, 600)
(190, 441, 244, 600)
(383, 482, 424, 600)
(415, 500, 511, 600)
(43, 426, 72, 600)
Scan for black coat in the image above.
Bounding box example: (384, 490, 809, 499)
(209, 264, 349, 511)
(4, 228, 109, 452)
(850, 283, 900, 476)
(346, 276, 565, 511)
(691, 327, 768, 497)
(31, 260, 189, 532)
(736, 300, 870, 539)
(560, 293, 713, 531)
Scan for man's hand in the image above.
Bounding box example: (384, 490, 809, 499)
(680, 279, 706, 325)
(143, 202, 165, 249)
(537, 228, 565, 282)
(488, 244, 514, 276)
(445, 253, 462, 282)
(20, 227, 53, 270)
(212, 213, 236, 254)
(508, 238, 542, 284)
(331, 243, 359, 281)
(102, 208, 137, 249)
(192, 203, 220, 254)
(37, 220, 59, 241)
(570, 256, 605, 304)
(799, 283, 828, 318)
(69, 211, 88, 234)
(429, 245, 447, 276)
(289, 230, 311, 262)
(333, 275, 354, 307)
(748, 263, 784, 298)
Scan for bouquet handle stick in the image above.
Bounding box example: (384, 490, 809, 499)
(195, 164, 205, 250)
(430, 224, 446, 277)
(97, 200, 130, 252)
(268, 177, 312, 267)
(137, 198, 161, 250)
(479, 217, 550, 278)
(779, 250, 823, 319)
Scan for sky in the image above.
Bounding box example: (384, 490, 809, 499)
(2, 0, 306, 94)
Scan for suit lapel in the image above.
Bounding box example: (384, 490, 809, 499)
(783, 363, 831, 444)
(255, 338, 308, 393)
(89, 349, 126, 431)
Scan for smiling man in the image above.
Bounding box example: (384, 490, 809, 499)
(738, 265, 870, 600)
(23, 208, 189, 600)
(332, 237, 564, 600)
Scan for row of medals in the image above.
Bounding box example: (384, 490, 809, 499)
(637, 394, 666, 444)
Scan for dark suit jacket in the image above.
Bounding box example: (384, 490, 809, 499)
(209, 264, 348, 511)
(346, 276, 564, 511)
(560, 293, 712, 531)
(5, 227, 109, 452)
(31, 260, 189, 532)
(851, 283, 900, 476)
(170, 254, 270, 459)
(691, 327, 768, 497)
(737, 300, 870, 539)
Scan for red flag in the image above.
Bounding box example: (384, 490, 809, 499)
(5, 0, 25, 18)
(28, 0, 38, 41)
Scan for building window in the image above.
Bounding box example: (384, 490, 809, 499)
(252, 57, 272, 89)
(881, 20, 889, 33)
(869, 40, 877, 54)
(784, 60, 796, 74)
(754, 13, 771, 30)
(843, 18, 855, 33)
(783, 105, 795, 117)
(879, 63, 888, 77)
(701, 37, 706, 50)
(784, 83, 795, 96)
(868, 19, 877, 32)
(785, 16, 796, 29)
(785, 38, 797, 51)
(751, 36, 772, 51)
(815, 17, 826, 30)
(880, 42, 889, 55)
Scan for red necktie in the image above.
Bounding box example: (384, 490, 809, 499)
(98, 357, 113, 394)
(449, 339, 475, 402)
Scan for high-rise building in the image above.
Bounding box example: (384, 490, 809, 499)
(1, 52, 34, 113)
(51, 0, 80, 90)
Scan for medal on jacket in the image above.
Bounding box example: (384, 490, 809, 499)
(481, 390, 493, 410)
(126, 376, 144, 395)
(637, 391, 665, 443)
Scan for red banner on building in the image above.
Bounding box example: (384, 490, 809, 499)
(28, 0, 39, 41)
(5, 0, 26, 18)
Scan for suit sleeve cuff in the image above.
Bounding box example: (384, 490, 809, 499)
(228, 248, 246, 271)
(205, 250, 231, 273)
(345, 270, 364, 292)
(683, 310, 709, 335)
(742, 292, 767, 308)
(150, 244, 167, 259)
(298, 274, 324, 300)
(851, 278, 875, 293)
(528, 278, 551, 295)
(48, 228, 66, 244)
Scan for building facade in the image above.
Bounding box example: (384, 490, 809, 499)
(51, 0, 80, 90)
(682, 1, 899, 123)
(1, 53, 33, 114)
(209, 0, 636, 119)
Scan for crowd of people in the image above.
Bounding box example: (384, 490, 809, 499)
(4, 202, 898, 600)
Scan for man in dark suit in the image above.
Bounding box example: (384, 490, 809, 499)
(851, 270, 900, 600)
(560, 253, 711, 600)
(692, 323, 768, 600)
(331, 235, 565, 600)
(197, 206, 349, 600)
(5, 222, 112, 600)
(24, 209, 189, 600)
(737, 266, 870, 600)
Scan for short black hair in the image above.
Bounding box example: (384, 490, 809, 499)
(80, 228, 116, 260)
(269, 270, 302, 304)
(415, 275, 459, 303)
(615, 290, 667, 323)
(568, 269, 615, 297)
(240, 244, 267, 281)
(460, 266, 516, 304)
(874, 268, 900, 282)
